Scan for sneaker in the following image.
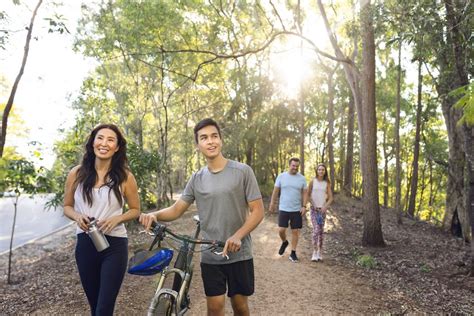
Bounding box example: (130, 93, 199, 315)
(289, 252, 299, 262)
(311, 251, 318, 262)
(278, 240, 289, 255)
(318, 252, 323, 261)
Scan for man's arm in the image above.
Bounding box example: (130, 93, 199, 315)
(300, 187, 308, 215)
(307, 179, 314, 207)
(224, 198, 264, 255)
(139, 198, 191, 230)
(269, 186, 280, 213)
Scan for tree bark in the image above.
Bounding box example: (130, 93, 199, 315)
(466, 126, 474, 275)
(8, 196, 19, 284)
(318, 0, 384, 246)
(382, 115, 389, 208)
(0, 0, 43, 157)
(343, 93, 355, 196)
(327, 68, 336, 191)
(407, 59, 423, 217)
(359, 0, 385, 246)
(395, 39, 403, 224)
(437, 0, 470, 240)
(299, 96, 305, 175)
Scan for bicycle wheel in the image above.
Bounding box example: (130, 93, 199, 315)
(152, 294, 173, 316)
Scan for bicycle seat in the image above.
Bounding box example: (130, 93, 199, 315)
(128, 248, 174, 276)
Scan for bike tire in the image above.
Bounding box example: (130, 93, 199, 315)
(153, 294, 173, 316)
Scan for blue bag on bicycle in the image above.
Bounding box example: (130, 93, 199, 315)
(127, 248, 174, 276)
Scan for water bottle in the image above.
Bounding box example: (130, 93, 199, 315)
(87, 218, 110, 252)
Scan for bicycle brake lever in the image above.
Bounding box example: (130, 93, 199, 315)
(213, 251, 229, 260)
(138, 230, 155, 236)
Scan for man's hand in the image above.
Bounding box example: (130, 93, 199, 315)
(139, 213, 157, 231)
(300, 206, 307, 215)
(222, 235, 242, 257)
(269, 203, 277, 213)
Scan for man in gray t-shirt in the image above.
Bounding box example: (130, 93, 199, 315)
(140, 118, 264, 315)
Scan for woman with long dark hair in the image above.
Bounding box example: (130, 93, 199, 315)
(63, 123, 140, 315)
(307, 163, 333, 262)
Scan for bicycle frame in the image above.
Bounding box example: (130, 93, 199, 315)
(145, 216, 222, 316)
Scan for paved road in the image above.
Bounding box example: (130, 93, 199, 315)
(0, 194, 71, 254)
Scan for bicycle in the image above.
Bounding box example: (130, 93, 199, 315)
(128, 215, 225, 315)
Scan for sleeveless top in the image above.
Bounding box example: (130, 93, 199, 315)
(311, 178, 328, 208)
(74, 184, 127, 237)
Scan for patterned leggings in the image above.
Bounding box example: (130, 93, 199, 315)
(310, 207, 326, 249)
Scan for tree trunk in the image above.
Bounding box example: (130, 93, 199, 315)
(382, 120, 389, 208)
(338, 102, 346, 192)
(318, 0, 384, 246)
(407, 59, 423, 217)
(466, 126, 474, 276)
(0, 0, 43, 157)
(359, 0, 385, 247)
(395, 39, 403, 224)
(417, 161, 428, 217)
(299, 97, 305, 175)
(343, 93, 355, 196)
(439, 0, 470, 242)
(8, 196, 19, 284)
(327, 69, 336, 191)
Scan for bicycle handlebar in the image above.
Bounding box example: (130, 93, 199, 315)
(150, 221, 225, 248)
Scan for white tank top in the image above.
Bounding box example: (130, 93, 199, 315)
(311, 179, 328, 208)
(74, 184, 127, 237)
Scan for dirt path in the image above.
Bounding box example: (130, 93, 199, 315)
(3, 194, 473, 314)
(3, 207, 399, 315)
(175, 211, 400, 315)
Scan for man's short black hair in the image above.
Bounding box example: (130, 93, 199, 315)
(194, 118, 222, 143)
(289, 157, 300, 165)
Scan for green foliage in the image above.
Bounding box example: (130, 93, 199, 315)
(45, 0, 454, 231)
(356, 254, 377, 269)
(127, 143, 161, 209)
(0, 158, 51, 196)
(452, 82, 474, 127)
(419, 263, 431, 273)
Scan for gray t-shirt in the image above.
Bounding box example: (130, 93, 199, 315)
(180, 160, 262, 264)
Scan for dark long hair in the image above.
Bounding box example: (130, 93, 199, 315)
(75, 124, 129, 206)
(316, 163, 330, 183)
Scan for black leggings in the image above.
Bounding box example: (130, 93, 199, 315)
(75, 233, 128, 316)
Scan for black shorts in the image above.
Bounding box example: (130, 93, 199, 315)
(200, 259, 254, 297)
(278, 210, 303, 229)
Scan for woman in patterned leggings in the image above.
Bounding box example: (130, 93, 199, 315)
(307, 164, 333, 262)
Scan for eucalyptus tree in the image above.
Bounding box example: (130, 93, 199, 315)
(0, 0, 43, 157)
(1, 158, 50, 284)
(417, 0, 473, 241)
(382, 0, 413, 223)
(317, 0, 385, 246)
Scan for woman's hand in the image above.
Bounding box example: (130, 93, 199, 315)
(75, 214, 90, 232)
(98, 216, 122, 234)
(139, 213, 157, 231)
